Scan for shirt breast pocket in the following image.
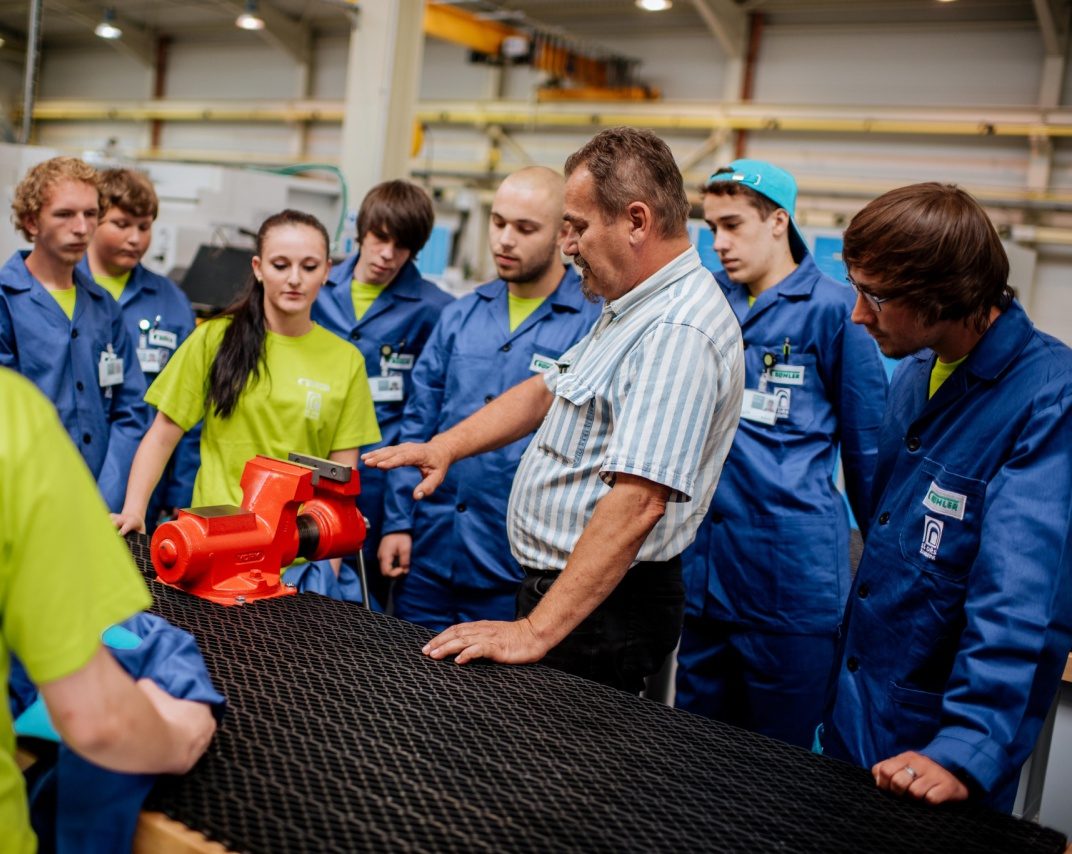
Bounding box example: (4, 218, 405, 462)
(537, 374, 596, 468)
(898, 459, 987, 580)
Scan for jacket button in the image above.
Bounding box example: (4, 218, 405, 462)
(857, 583, 870, 599)
(905, 436, 921, 452)
(711, 513, 724, 524)
(71, 329, 79, 339)
(484, 394, 494, 404)
(501, 343, 512, 352)
(82, 433, 92, 444)
(847, 656, 859, 673)
(878, 512, 890, 525)
(350, 330, 361, 341)
(456, 503, 467, 512)
(76, 381, 84, 392)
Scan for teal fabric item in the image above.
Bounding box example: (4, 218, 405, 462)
(14, 624, 144, 740)
(101, 623, 143, 650)
(14, 697, 57, 742)
(812, 724, 824, 755)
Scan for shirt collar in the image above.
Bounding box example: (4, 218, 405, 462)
(603, 246, 701, 320)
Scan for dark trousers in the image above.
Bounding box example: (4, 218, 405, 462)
(516, 557, 685, 694)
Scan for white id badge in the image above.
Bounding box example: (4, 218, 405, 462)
(385, 353, 415, 371)
(147, 328, 178, 350)
(137, 348, 163, 373)
(768, 363, 805, 385)
(740, 388, 778, 425)
(529, 352, 556, 373)
(98, 349, 124, 387)
(369, 374, 404, 402)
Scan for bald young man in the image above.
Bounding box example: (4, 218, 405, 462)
(379, 167, 601, 630)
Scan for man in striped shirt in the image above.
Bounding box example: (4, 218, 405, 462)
(364, 128, 744, 692)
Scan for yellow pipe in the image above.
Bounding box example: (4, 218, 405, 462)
(28, 99, 1072, 139)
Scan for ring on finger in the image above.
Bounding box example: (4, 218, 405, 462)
(902, 765, 919, 782)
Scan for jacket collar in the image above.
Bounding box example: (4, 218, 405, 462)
(76, 256, 158, 302)
(3, 250, 106, 301)
(474, 266, 586, 313)
(909, 298, 1033, 383)
(325, 251, 428, 301)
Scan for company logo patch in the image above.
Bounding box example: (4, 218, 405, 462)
(768, 363, 805, 386)
(773, 387, 791, 419)
(529, 352, 556, 373)
(920, 515, 945, 560)
(922, 482, 967, 520)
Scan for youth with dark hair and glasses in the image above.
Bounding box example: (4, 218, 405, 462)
(818, 182, 1072, 811)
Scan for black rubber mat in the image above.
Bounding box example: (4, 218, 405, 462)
(126, 534, 1068, 854)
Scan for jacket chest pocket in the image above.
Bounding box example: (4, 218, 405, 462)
(746, 344, 821, 432)
(537, 374, 596, 468)
(898, 459, 987, 580)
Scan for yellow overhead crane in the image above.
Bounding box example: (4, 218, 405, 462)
(408, 1, 658, 101)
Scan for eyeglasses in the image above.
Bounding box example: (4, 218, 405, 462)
(846, 275, 896, 313)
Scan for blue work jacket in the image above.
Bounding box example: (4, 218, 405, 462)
(14, 612, 226, 854)
(823, 300, 1072, 810)
(78, 257, 200, 512)
(684, 254, 888, 634)
(312, 252, 453, 558)
(384, 268, 601, 589)
(0, 251, 150, 511)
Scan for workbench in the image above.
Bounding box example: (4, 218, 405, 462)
(124, 535, 1067, 854)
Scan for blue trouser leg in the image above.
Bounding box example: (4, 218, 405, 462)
(393, 566, 455, 633)
(676, 617, 836, 749)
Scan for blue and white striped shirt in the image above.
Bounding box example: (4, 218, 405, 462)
(506, 247, 744, 571)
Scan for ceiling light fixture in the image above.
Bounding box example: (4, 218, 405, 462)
(94, 7, 122, 40)
(236, 0, 266, 31)
(636, 0, 673, 10)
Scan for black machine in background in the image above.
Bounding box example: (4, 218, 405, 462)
(178, 245, 257, 315)
(125, 535, 1067, 854)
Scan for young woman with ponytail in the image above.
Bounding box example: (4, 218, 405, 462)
(113, 210, 380, 599)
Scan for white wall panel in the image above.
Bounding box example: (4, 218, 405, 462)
(754, 25, 1042, 107)
(38, 46, 150, 99)
(166, 41, 298, 99)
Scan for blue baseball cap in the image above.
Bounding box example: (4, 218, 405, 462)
(706, 158, 809, 260)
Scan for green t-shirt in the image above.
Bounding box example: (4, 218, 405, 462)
(351, 279, 387, 321)
(47, 286, 78, 320)
(146, 318, 381, 507)
(0, 368, 151, 854)
(929, 353, 968, 398)
(507, 293, 546, 332)
(93, 270, 132, 301)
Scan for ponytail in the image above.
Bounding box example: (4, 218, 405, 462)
(206, 209, 330, 418)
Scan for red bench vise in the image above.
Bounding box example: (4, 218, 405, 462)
(150, 453, 365, 606)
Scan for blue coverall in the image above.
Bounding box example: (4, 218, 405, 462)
(0, 251, 149, 511)
(676, 253, 888, 747)
(78, 257, 200, 525)
(312, 252, 453, 608)
(821, 300, 1072, 811)
(383, 268, 601, 631)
